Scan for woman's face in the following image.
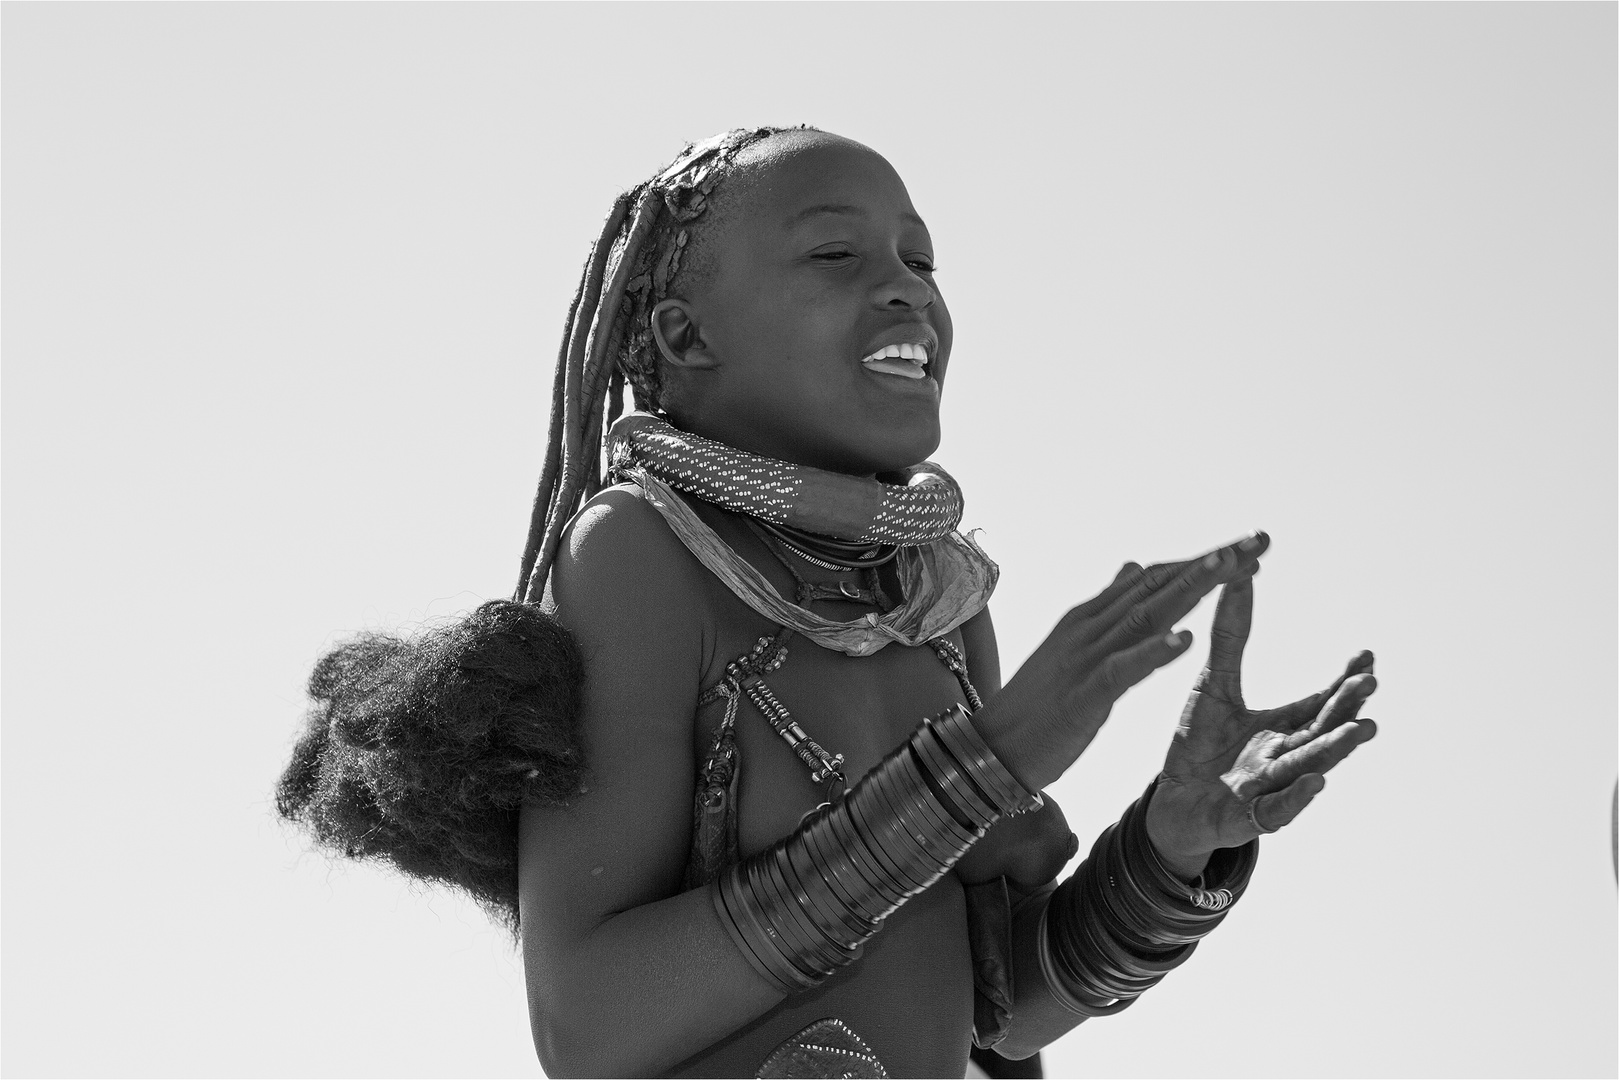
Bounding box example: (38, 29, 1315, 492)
(659, 133, 953, 476)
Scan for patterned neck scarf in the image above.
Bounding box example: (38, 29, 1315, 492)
(606, 414, 998, 658)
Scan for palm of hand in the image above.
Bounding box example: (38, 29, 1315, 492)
(1149, 576, 1379, 864)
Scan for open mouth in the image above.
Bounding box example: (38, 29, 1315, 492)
(859, 342, 930, 380)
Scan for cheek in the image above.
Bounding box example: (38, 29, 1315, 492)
(932, 298, 955, 387)
(752, 292, 858, 387)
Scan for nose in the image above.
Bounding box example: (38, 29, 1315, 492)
(870, 256, 934, 311)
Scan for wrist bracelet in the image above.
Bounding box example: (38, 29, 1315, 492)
(911, 722, 1000, 828)
(1039, 777, 1260, 1012)
(928, 704, 1044, 817)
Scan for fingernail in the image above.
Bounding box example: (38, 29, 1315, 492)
(1201, 551, 1222, 570)
(1165, 630, 1190, 648)
(1239, 531, 1265, 553)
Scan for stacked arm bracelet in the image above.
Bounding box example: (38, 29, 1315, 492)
(712, 705, 1038, 994)
(1038, 775, 1259, 1016)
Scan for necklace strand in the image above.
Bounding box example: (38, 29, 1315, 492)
(757, 521, 899, 570)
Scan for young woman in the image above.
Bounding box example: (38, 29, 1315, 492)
(280, 126, 1377, 1079)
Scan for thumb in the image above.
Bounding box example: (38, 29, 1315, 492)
(1203, 576, 1254, 696)
(1248, 773, 1325, 835)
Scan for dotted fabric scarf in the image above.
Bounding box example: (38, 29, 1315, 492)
(606, 413, 963, 545)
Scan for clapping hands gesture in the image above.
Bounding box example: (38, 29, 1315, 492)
(1145, 572, 1379, 878)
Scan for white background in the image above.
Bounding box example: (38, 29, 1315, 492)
(5, 4, 1614, 1077)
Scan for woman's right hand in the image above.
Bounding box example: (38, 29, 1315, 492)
(976, 534, 1269, 793)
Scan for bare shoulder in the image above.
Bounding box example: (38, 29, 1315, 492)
(547, 483, 711, 642)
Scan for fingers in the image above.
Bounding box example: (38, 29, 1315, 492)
(1284, 671, 1378, 745)
(1091, 534, 1265, 657)
(1091, 561, 1190, 631)
(1204, 575, 1254, 682)
(1273, 651, 1378, 735)
(1321, 650, 1375, 702)
(1060, 562, 1144, 628)
(1084, 628, 1196, 705)
(1272, 719, 1377, 786)
(1249, 774, 1326, 834)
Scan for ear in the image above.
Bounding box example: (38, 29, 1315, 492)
(651, 299, 719, 370)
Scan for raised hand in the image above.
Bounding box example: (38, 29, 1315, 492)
(1145, 573, 1379, 878)
(977, 533, 1269, 794)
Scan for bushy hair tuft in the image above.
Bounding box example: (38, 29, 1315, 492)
(276, 601, 586, 931)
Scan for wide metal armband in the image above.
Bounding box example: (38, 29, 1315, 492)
(711, 726, 987, 994)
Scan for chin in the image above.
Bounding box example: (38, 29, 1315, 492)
(858, 421, 942, 475)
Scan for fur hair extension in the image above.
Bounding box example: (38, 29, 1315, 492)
(276, 601, 585, 932)
(280, 128, 810, 930)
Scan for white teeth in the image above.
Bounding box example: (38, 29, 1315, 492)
(861, 342, 930, 365)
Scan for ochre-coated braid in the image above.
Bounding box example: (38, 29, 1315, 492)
(516, 192, 629, 602)
(514, 127, 802, 604)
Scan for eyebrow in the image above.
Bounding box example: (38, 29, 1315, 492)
(789, 203, 927, 228)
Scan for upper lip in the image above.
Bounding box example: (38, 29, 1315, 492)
(858, 324, 940, 368)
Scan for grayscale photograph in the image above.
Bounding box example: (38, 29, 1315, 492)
(4, 4, 1614, 1078)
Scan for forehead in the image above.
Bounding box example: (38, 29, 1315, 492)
(723, 134, 924, 234)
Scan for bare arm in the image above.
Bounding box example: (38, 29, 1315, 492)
(519, 489, 782, 1077)
(991, 571, 1380, 1060)
(952, 603, 1093, 1059)
(521, 522, 1268, 1074)
(955, 606, 1078, 890)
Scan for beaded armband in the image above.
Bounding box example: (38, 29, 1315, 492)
(711, 706, 1043, 994)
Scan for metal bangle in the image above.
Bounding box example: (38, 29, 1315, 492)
(911, 723, 1000, 829)
(930, 704, 1044, 816)
(822, 796, 910, 911)
(803, 810, 894, 924)
(894, 745, 984, 848)
(869, 756, 968, 883)
(900, 771, 981, 860)
(716, 865, 818, 993)
(868, 755, 973, 867)
(850, 759, 944, 891)
(752, 852, 843, 977)
(1118, 779, 1256, 923)
(743, 855, 825, 981)
(1035, 901, 1136, 1018)
(782, 832, 877, 944)
(846, 776, 937, 893)
(776, 842, 870, 952)
(711, 873, 785, 991)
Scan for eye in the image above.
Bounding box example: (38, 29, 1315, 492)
(906, 257, 937, 274)
(810, 250, 856, 263)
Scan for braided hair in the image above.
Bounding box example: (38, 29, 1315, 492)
(514, 125, 796, 606)
(277, 127, 803, 932)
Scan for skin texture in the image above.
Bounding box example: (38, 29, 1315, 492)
(517, 131, 1376, 1077)
(650, 132, 950, 476)
(1148, 575, 1378, 874)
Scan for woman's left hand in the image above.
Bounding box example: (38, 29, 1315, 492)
(1145, 572, 1379, 879)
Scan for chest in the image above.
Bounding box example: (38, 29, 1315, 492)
(728, 626, 970, 856)
(681, 500, 983, 851)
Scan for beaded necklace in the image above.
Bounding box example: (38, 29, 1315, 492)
(607, 412, 965, 546)
(608, 420, 997, 658)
